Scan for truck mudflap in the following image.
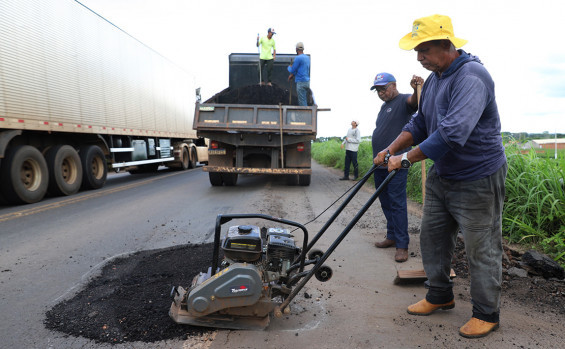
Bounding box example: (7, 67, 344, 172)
(203, 166, 311, 175)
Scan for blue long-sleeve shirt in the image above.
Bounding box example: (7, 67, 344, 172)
(287, 54, 310, 82)
(403, 50, 506, 181)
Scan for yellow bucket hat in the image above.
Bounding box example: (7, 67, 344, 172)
(399, 14, 467, 51)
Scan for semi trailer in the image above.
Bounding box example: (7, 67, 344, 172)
(0, 0, 207, 204)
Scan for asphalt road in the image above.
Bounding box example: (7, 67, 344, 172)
(0, 163, 563, 349)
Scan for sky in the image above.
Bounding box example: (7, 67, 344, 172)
(78, 0, 565, 138)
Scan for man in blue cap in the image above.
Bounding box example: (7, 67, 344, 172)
(371, 72, 423, 262)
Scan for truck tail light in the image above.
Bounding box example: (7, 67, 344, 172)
(297, 143, 305, 152)
(211, 141, 219, 149)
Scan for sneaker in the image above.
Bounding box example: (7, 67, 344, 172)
(459, 317, 499, 338)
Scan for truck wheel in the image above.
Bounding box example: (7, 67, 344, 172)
(209, 172, 223, 186)
(189, 147, 197, 169)
(0, 145, 48, 204)
(298, 174, 311, 186)
(223, 173, 238, 186)
(286, 175, 298, 186)
(176, 147, 192, 171)
(46, 145, 83, 196)
(80, 145, 107, 189)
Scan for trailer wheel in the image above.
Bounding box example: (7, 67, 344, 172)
(209, 172, 223, 186)
(0, 145, 48, 204)
(298, 174, 311, 186)
(80, 145, 107, 189)
(46, 145, 83, 196)
(223, 173, 238, 186)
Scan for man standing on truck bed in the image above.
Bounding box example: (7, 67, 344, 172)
(287, 42, 310, 106)
(257, 28, 276, 86)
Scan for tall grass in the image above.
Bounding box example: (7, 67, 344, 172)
(312, 139, 429, 202)
(503, 144, 565, 263)
(312, 138, 565, 265)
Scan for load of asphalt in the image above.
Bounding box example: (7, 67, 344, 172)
(205, 83, 292, 105)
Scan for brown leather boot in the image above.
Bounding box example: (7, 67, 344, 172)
(374, 238, 395, 248)
(395, 248, 408, 262)
(459, 317, 499, 338)
(407, 298, 455, 316)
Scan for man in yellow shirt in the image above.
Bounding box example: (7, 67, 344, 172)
(256, 28, 276, 86)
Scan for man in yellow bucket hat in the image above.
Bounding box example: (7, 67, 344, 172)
(373, 14, 507, 338)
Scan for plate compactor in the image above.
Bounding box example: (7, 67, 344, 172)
(169, 165, 397, 330)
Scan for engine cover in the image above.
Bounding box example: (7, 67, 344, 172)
(222, 225, 262, 262)
(185, 263, 262, 316)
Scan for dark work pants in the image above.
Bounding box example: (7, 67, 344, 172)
(344, 150, 358, 178)
(373, 168, 409, 249)
(260, 59, 274, 83)
(421, 163, 507, 323)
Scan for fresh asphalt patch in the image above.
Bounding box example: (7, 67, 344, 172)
(44, 244, 215, 344)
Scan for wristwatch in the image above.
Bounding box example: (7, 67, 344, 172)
(401, 152, 411, 168)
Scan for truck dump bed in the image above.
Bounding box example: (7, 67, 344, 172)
(194, 103, 317, 135)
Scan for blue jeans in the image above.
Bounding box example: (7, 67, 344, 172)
(296, 81, 310, 106)
(373, 168, 409, 249)
(344, 150, 358, 178)
(421, 163, 507, 323)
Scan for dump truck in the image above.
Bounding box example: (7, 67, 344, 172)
(0, 0, 207, 204)
(194, 53, 324, 187)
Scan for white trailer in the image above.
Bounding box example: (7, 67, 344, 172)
(0, 0, 207, 204)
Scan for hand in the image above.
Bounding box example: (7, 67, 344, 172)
(340, 144, 344, 149)
(387, 155, 402, 172)
(410, 75, 424, 90)
(288, 74, 294, 81)
(373, 149, 389, 166)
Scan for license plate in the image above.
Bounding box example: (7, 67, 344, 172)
(208, 149, 226, 155)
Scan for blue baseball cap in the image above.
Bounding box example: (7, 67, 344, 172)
(370, 73, 396, 90)
(268, 28, 276, 34)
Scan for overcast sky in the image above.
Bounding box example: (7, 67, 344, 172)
(78, 0, 564, 138)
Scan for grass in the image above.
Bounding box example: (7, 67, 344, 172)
(312, 138, 565, 266)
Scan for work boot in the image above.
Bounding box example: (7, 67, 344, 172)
(339, 176, 349, 180)
(407, 299, 455, 316)
(395, 248, 408, 262)
(374, 238, 395, 248)
(459, 317, 499, 338)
